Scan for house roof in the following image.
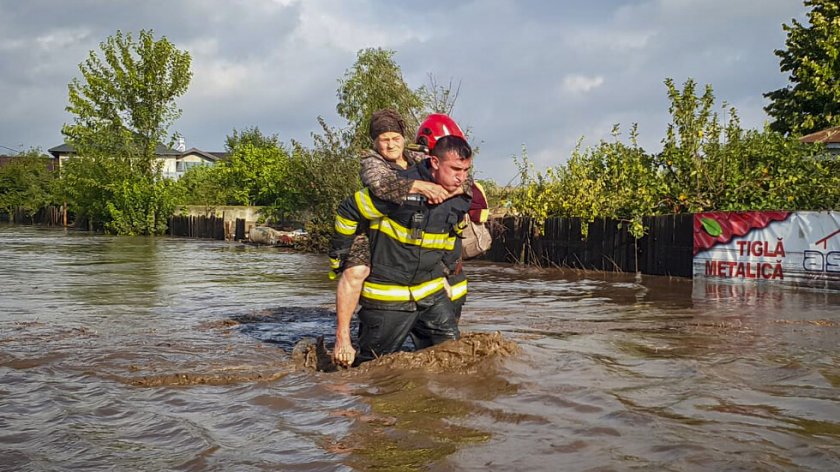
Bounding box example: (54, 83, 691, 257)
(48, 143, 234, 160)
(799, 125, 840, 144)
(48, 142, 182, 158)
(47, 143, 75, 156)
(180, 147, 229, 161)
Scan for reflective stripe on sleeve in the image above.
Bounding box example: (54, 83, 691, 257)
(449, 279, 467, 301)
(355, 188, 385, 220)
(329, 257, 341, 269)
(334, 215, 358, 236)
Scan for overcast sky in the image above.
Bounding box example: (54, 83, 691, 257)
(0, 0, 806, 183)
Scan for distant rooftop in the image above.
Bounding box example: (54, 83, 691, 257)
(47, 143, 226, 159)
(799, 125, 840, 144)
(180, 147, 229, 161)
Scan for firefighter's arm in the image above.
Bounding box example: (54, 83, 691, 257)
(328, 196, 358, 279)
(361, 154, 450, 204)
(328, 189, 393, 278)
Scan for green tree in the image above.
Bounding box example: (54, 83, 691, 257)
(279, 118, 360, 251)
(176, 164, 230, 209)
(222, 140, 289, 207)
(0, 150, 57, 220)
(337, 48, 425, 151)
(225, 126, 281, 153)
(657, 78, 728, 212)
(764, 0, 840, 135)
(60, 29, 192, 234)
(64, 29, 192, 159)
(60, 153, 180, 234)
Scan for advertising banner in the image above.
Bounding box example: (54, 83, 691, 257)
(692, 211, 840, 290)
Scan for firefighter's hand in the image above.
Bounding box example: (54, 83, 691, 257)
(410, 180, 448, 204)
(333, 334, 356, 367)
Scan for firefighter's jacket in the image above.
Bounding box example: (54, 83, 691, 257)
(329, 160, 471, 311)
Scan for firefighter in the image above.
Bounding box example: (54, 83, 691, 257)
(331, 110, 471, 367)
(417, 113, 491, 323)
(330, 135, 473, 365)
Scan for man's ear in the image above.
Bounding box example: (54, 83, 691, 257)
(429, 156, 440, 170)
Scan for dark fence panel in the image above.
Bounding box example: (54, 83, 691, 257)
(1, 206, 65, 225)
(168, 215, 226, 240)
(486, 215, 694, 277)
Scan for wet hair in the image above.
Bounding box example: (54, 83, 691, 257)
(431, 135, 472, 161)
(369, 108, 406, 142)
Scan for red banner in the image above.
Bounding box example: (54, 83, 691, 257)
(693, 211, 840, 290)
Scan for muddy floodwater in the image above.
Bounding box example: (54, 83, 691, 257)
(1, 226, 838, 471)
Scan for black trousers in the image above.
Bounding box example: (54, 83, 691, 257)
(356, 291, 459, 364)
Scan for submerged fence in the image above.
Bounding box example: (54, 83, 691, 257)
(484, 215, 694, 277)
(0, 206, 65, 226)
(3, 206, 695, 277)
(168, 215, 226, 240)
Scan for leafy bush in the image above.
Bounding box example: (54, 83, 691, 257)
(0, 150, 58, 220)
(504, 78, 839, 239)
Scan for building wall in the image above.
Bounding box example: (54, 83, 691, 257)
(176, 205, 263, 223)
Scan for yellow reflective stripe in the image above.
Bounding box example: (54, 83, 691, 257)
(329, 257, 341, 269)
(473, 181, 489, 222)
(455, 218, 467, 235)
(362, 281, 411, 302)
(334, 215, 357, 235)
(370, 217, 456, 250)
(355, 188, 385, 220)
(450, 280, 467, 301)
(422, 233, 455, 250)
(411, 278, 445, 299)
(362, 277, 445, 302)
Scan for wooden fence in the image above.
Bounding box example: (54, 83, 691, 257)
(0, 206, 65, 226)
(483, 215, 694, 277)
(3, 206, 694, 277)
(168, 215, 226, 240)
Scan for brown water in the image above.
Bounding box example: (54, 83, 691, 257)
(1, 226, 838, 471)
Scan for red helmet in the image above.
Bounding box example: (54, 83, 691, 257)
(415, 113, 465, 151)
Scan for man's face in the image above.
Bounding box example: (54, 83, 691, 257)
(373, 132, 405, 162)
(430, 151, 472, 192)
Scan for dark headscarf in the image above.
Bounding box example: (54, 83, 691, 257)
(369, 108, 406, 142)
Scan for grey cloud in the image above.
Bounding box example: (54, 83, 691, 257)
(0, 0, 808, 183)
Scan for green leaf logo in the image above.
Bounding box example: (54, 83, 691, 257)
(701, 217, 722, 237)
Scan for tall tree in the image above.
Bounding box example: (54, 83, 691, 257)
(60, 30, 192, 234)
(336, 48, 424, 151)
(63, 29, 192, 163)
(764, 0, 840, 136)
